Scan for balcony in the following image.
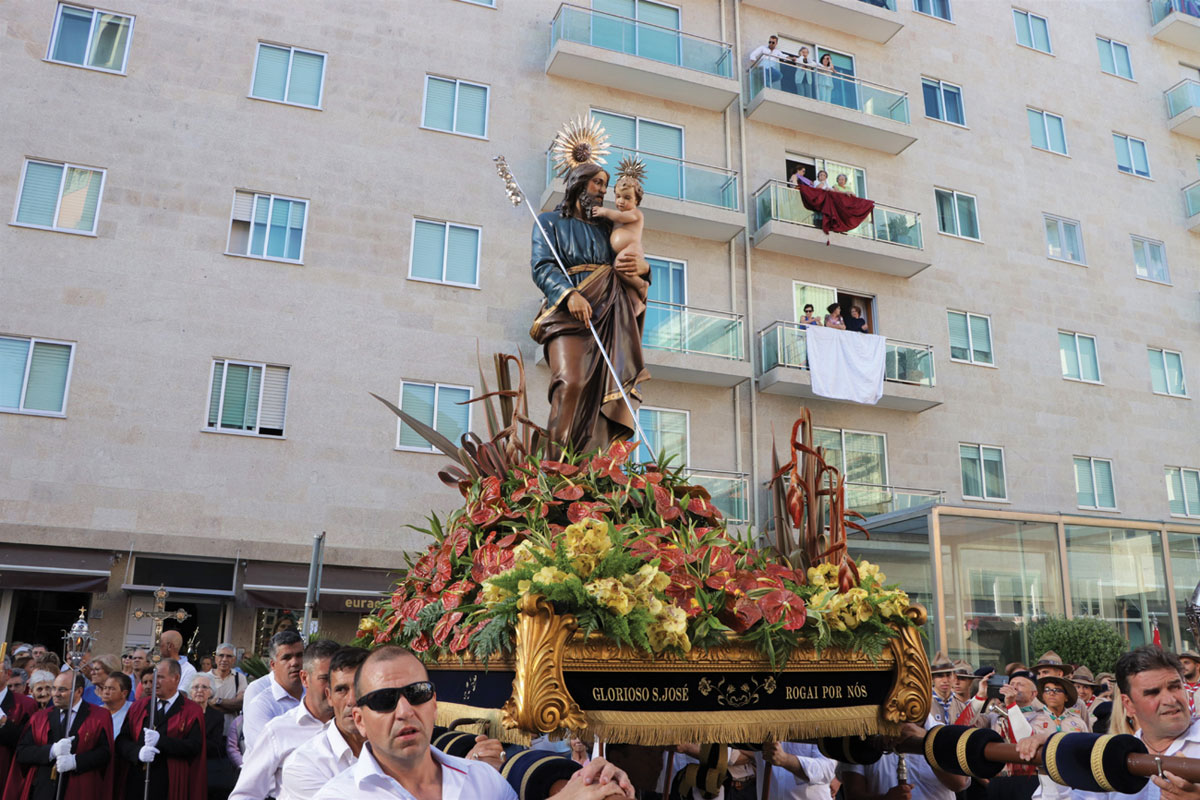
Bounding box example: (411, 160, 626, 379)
(540, 145, 745, 241)
(844, 483, 944, 520)
(740, 0, 903, 44)
(1152, 0, 1200, 50)
(1167, 80, 1200, 139)
(642, 301, 752, 387)
(686, 469, 750, 524)
(1185, 180, 1200, 232)
(757, 321, 942, 412)
(751, 181, 930, 278)
(547, 4, 739, 111)
(744, 58, 915, 154)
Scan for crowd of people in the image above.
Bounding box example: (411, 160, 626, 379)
(3, 635, 1200, 800)
(797, 302, 871, 334)
(746, 35, 846, 105)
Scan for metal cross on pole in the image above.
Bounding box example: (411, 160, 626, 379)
(130, 585, 189, 800)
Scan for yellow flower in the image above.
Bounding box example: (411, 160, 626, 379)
(621, 563, 663, 597)
(517, 579, 532, 595)
(586, 577, 636, 615)
(479, 582, 512, 607)
(648, 625, 691, 653)
(656, 604, 688, 635)
(512, 540, 552, 568)
(807, 562, 838, 588)
(857, 560, 883, 583)
(643, 595, 664, 616)
(531, 565, 571, 585)
(564, 519, 612, 578)
(357, 617, 380, 633)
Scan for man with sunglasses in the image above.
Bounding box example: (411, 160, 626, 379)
(231, 638, 340, 800)
(314, 646, 637, 800)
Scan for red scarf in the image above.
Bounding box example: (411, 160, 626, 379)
(119, 696, 206, 800)
(3, 702, 113, 800)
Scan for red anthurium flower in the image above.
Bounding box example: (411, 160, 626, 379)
(606, 439, 639, 465)
(432, 611, 464, 646)
(510, 475, 538, 502)
(642, 469, 663, 485)
(410, 550, 436, 580)
(761, 589, 807, 630)
(469, 505, 501, 527)
(721, 595, 763, 632)
(554, 484, 584, 501)
(480, 476, 502, 504)
(470, 543, 514, 583)
(567, 501, 608, 523)
(653, 485, 682, 521)
(398, 597, 426, 621)
(430, 551, 454, 593)
(496, 532, 520, 549)
(409, 632, 432, 653)
(701, 545, 735, 576)
(687, 496, 719, 519)
(441, 580, 475, 611)
(447, 623, 472, 653)
(540, 460, 580, 477)
(449, 527, 471, 557)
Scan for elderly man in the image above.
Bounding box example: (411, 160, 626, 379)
(231, 639, 339, 800)
(313, 646, 636, 800)
(242, 630, 305, 750)
(955, 669, 1041, 800)
(160, 630, 198, 693)
(10, 671, 112, 800)
(116, 658, 206, 800)
(1, 656, 40, 793)
(208, 643, 247, 734)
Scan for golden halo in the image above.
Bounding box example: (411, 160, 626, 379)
(615, 154, 647, 188)
(551, 116, 610, 178)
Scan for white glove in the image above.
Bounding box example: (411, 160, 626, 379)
(55, 754, 77, 773)
(142, 729, 160, 748)
(138, 745, 159, 764)
(50, 737, 74, 758)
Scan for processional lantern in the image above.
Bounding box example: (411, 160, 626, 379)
(1186, 580, 1200, 647)
(63, 607, 94, 669)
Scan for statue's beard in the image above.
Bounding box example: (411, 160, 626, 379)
(578, 191, 599, 215)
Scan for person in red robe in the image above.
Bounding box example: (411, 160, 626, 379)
(5, 671, 113, 800)
(0, 659, 39, 797)
(114, 659, 205, 800)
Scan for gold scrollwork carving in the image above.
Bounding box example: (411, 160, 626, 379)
(501, 594, 587, 735)
(881, 604, 932, 726)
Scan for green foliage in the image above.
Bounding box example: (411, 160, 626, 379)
(1029, 616, 1128, 674)
(237, 655, 269, 680)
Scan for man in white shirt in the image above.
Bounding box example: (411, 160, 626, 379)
(760, 741, 837, 800)
(209, 642, 247, 735)
(1070, 646, 1200, 800)
(160, 630, 197, 693)
(242, 630, 305, 751)
(839, 719, 968, 800)
(746, 35, 784, 89)
(231, 638, 339, 800)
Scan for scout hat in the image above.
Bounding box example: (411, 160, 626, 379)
(953, 659, 974, 678)
(931, 651, 955, 674)
(1037, 675, 1078, 707)
(1179, 648, 1200, 661)
(1070, 666, 1099, 687)
(1034, 650, 1068, 674)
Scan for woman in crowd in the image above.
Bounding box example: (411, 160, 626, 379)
(798, 304, 823, 329)
(813, 169, 831, 190)
(825, 302, 846, 329)
(845, 306, 869, 333)
(832, 173, 856, 195)
(84, 653, 120, 705)
(199, 654, 215, 673)
(191, 673, 237, 799)
(816, 53, 835, 102)
(28, 670, 55, 709)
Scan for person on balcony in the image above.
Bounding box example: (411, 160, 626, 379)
(824, 303, 846, 330)
(747, 35, 784, 89)
(845, 306, 869, 334)
(812, 170, 831, 190)
(796, 47, 817, 98)
(832, 174, 856, 196)
(816, 54, 835, 103)
(798, 304, 823, 329)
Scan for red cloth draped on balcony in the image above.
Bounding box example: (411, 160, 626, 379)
(798, 185, 875, 234)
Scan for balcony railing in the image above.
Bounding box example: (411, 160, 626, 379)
(1153, 0, 1200, 25)
(844, 483, 943, 519)
(550, 3, 734, 78)
(747, 57, 909, 124)
(1185, 179, 1200, 217)
(644, 301, 745, 360)
(545, 144, 740, 211)
(759, 321, 936, 387)
(686, 469, 749, 523)
(753, 181, 922, 249)
(1167, 79, 1200, 118)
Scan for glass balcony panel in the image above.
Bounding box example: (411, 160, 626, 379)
(548, 144, 739, 211)
(761, 322, 936, 388)
(747, 59, 909, 125)
(1167, 80, 1200, 117)
(752, 182, 921, 249)
(886, 341, 936, 386)
(642, 302, 744, 359)
(686, 470, 749, 523)
(1153, 0, 1200, 25)
(1186, 180, 1200, 217)
(844, 483, 942, 519)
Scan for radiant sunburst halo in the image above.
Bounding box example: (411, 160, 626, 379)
(551, 116, 610, 178)
(615, 154, 647, 189)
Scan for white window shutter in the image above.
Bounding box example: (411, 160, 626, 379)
(259, 366, 289, 432)
(232, 191, 255, 222)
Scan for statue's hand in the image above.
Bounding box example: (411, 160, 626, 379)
(567, 292, 593, 325)
(589, 205, 610, 220)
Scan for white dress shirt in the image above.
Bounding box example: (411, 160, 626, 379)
(313, 744, 517, 800)
(839, 717, 954, 800)
(756, 742, 837, 800)
(110, 699, 133, 736)
(747, 43, 783, 67)
(242, 673, 302, 752)
(1071, 717, 1200, 800)
(242, 674, 269, 709)
(278, 721, 358, 800)
(230, 700, 325, 800)
(177, 656, 197, 693)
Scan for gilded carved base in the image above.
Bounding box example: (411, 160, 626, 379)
(500, 593, 587, 734)
(882, 604, 932, 725)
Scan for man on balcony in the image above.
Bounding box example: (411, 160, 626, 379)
(747, 35, 784, 90)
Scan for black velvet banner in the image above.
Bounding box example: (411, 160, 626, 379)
(428, 667, 517, 710)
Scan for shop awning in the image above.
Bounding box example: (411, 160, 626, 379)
(242, 561, 398, 614)
(0, 544, 113, 593)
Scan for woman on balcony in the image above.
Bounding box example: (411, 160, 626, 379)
(816, 53, 836, 103)
(798, 304, 823, 329)
(824, 303, 846, 330)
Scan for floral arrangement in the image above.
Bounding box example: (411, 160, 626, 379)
(355, 439, 914, 668)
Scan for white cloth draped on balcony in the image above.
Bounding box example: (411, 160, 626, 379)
(805, 326, 886, 405)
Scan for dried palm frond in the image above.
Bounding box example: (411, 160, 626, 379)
(551, 116, 610, 178)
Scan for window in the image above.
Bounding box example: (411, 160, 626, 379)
(1043, 215, 1083, 263)
(592, 109, 686, 200)
(1058, 332, 1100, 383)
(637, 407, 689, 466)
(960, 444, 1007, 501)
(206, 360, 289, 437)
(922, 78, 965, 125)
(13, 159, 105, 235)
(226, 191, 307, 263)
(1113, 134, 1150, 177)
(934, 189, 979, 239)
(1166, 467, 1200, 517)
(914, 0, 952, 21)
(409, 219, 480, 287)
(1013, 9, 1051, 53)
(1096, 37, 1133, 79)
(947, 311, 993, 365)
(814, 428, 888, 487)
(422, 76, 489, 138)
(1132, 236, 1170, 284)
(1148, 348, 1187, 397)
(47, 4, 134, 73)
(1027, 109, 1067, 155)
(1074, 457, 1116, 510)
(250, 44, 326, 109)
(397, 381, 471, 451)
(0, 336, 74, 416)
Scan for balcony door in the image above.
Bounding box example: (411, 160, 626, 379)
(645, 257, 686, 351)
(591, 0, 681, 66)
(636, 406, 689, 467)
(592, 109, 684, 200)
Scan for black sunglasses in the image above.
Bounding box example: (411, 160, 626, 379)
(356, 681, 435, 712)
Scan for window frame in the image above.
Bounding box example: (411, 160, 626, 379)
(1042, 213, 1084, 264)
(11, 158, 107, 236)
(224, 190, 309, 265)
(0, 335, 76, 418)
(1027, 108, 1068, 156)
(46, 3, 136, 75)
(1131, 235, 1171, 285)
(913, 0, 953, 22)
(247, 42, 328, 110)
(1113, 133, 1151, 178)
(407, 217, 482, 289)
(421, 75, 491, 140)
(1058, 330, 1102, 384)
(934, 187, 981, 241)
(946, 310, 995, 367)
(1012, 8, 1052, 55)
(813, 426, 890, 487)
(454, 0, 497, 6)
(1148, 347, 1189, 398)
(590, 107, 688, 160)
(1166, 466, 1200, 518)
(1074, 456, 1117, 511)
(1096, 36, 1134, 80)
(395, 380, 473, 453)
(921, 77, 966, 127)
(637, 405, 691, 467)
(959, 443, 1008, 502)
(203, 358, 290, 439)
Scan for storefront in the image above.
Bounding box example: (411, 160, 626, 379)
(0, 544, 113, 649)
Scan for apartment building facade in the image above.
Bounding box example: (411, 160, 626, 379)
(2, 0, 1199, 665)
